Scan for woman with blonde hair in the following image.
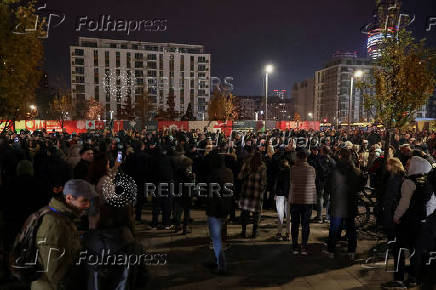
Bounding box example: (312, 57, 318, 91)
(382, 157, 405, 238)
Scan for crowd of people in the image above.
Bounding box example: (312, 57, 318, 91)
(0, 126, 435, 289)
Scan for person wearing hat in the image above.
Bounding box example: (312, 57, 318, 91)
(73, 146, 94, 179)
(31, 179, 96, 290)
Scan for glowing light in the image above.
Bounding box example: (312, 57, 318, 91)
(265, 65, 273, 73)
(102, 173, 137, 208)
(354, 70, 364, 78)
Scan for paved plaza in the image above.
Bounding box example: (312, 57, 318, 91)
(137, 207, 411, 290)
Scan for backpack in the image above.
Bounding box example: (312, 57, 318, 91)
(9, 206, 53, 283)
(406, 175, 435, 222)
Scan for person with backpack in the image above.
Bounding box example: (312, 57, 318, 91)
(29, 179, 95, 290)
(382, 156, 434, 289)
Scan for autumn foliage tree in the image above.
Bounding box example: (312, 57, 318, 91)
(85, 99, 104, 120)
(49, 92, 73, 129)
(208, 89, 239, 121)
(359, 29, 436, 153)
(0, 0, 44, 132)
(293, 112, 301, 122)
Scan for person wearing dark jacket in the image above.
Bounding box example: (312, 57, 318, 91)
(383, 156, 434, 289)
(205, 154, 233, 274)
(122, 141, 150, 222)
(382, 157, 405, 239)
(324, 148, 364, 258)
(273, 159, 290, 240)
(73, 147, 94, 179)
(82, 202, 144, 289)
(150, 147, 175, 229)
(173, 147, 194, 234)
(308, 147, 323, 222)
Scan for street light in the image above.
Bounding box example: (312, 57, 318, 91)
(308, 112, 313, 120)
(348, 70, 364, 132)
(264, 65, 273, 121)
(30, 105, 36, 110)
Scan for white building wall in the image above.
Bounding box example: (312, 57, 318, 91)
(70, 37, 210, 120)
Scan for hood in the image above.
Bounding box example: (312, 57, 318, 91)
(408, 156, 432, 176)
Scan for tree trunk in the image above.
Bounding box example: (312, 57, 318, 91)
(384, 127, 391, 164)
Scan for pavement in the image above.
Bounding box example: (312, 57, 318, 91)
(135, 207, 412, 290)
(1, 207, 425, 290)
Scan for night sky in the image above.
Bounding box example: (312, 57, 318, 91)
(41, 0, 436, 96)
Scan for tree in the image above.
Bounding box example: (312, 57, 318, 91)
(49, 92, 73, 129)
(293, 112, 301, 122)
(135, 92, 152, 123)
(359, 29, 436, 155)
(166, 89, 178, 119)
(155, 90, 179, 120)
(85, 99, 104, 120)
(181, 102, 195, 121)
(208, 89, 239, 121)
(0, 0, 44, 133)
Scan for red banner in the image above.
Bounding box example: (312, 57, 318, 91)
(158, 121, 189, 131)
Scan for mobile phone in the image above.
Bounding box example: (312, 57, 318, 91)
(14, 137, 19, 143)
(117, 150, 122, 163)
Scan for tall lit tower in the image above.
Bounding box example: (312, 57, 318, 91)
(364, 0, 410, 59)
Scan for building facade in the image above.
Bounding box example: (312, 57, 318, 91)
(291, 79, 314, 121)
(236, 95, 292, 120)
(70, 37, 211, 120)
(314, 55, 374, 124)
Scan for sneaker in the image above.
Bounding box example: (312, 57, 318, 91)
(301, 247, 309, 256)
(282, 234, 290, 241)
(291, 247, 300, 255)
(322, 249, 335, 259)
(313, 217, 323, 224)
(381, 280, 406, 289)
(164, 225, 175, 230)
(275, 233, 282, 241)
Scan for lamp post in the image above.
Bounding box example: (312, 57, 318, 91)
(348, 70, 364, 133)
(265, 65, 273, 121)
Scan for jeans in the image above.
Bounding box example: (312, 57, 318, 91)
(290, 204, 312, 249)
(208, 217, 226, 271)
(241, 210, 261, 234)
(275, 196, 290, 234)
(174, 200, 190, 228)
(315, 188, 324, 219)
(389, 221, 420, 282)
(151, 197, 171, 226)
(327, 217, 357, 253)
(135, 186, 145, 221)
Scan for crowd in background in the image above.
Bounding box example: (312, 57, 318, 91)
(0, 126, 435, 289)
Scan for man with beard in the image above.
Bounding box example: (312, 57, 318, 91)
(31, 179, 96, 290)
